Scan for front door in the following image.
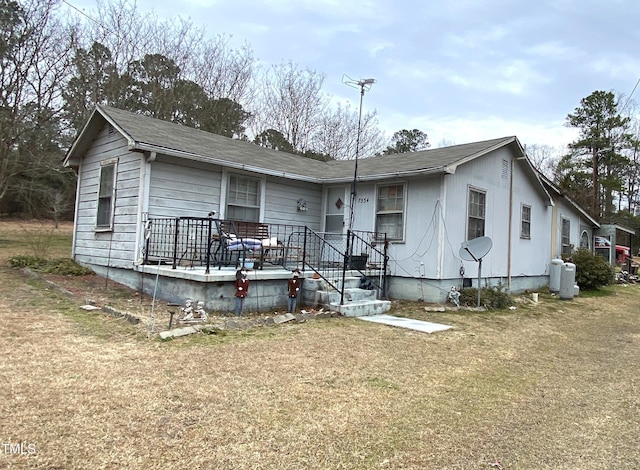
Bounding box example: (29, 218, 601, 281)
(325, 186, 346, 234)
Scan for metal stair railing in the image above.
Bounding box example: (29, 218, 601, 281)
(346, 229, 389, 298)
(287, 227, 348, 303)
(295, 228, 388, 305)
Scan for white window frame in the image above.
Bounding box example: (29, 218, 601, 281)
(95, 159, 117, 231)
(561, 217, 571, 254)
(375, 182, 406, 242)
(520, 204, 531, 239)
(225, 172, 262, 222)
(580, 230, 590, 249)
(467, 186, 486, 240)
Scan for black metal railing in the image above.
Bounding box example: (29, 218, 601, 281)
(143, 217, 236, 273)
(346, 229, 389, 297)
(142, 217, 388, 305)
(143, 217, 311, 273)
(297, 228, 388, 304)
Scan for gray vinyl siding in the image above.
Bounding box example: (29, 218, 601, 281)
(73, 125, 141, 268)
(148, 155, 222, 218)
(263, 177, 322, 230)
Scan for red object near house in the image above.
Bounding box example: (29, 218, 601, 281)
(616, 245, 630, 263)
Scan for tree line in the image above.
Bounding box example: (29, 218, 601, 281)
(1, 0, 432, 220)
(3, 0, 639, 233)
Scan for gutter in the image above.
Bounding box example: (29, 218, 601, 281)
(131, 141, 448, 184)
(131, 141, 320, 183)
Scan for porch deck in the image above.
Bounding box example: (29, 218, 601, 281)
(139, 217, 389, 312)
(136, 263, 380, 284)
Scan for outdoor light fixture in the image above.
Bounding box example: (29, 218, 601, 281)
(342, 75, 376, 232)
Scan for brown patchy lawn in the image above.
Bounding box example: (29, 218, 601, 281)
(0, 220, 639, 469)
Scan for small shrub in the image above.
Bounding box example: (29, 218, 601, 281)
(21, 224, 55, 259)
(8, 256, 93, 276)
(564, 248, 612, 290)
(459, 283, 513, 309)
(40, 258, 94, 276)
(8, 255, 45, 269)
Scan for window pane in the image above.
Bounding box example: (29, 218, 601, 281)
(467, 218, 484, 240)
(376, 184, 405, 240)
(97, 164, 115, 227)
(376, 213, 403, 240)
(561, 219, 571, 253)
(325, 214, 343, 233)
(97, 197, 112, 226)
(377, 185, 404, 212)
(228, 205, 259, 222)
(229, 175, 259, 206)
(469, 190, 485, 218)
(99, 165, 114, 197)
(521, 205, 531, 238)
(227, 175, 260, 222)
(468, 189, 485, 240)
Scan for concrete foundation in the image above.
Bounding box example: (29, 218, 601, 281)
(82, 263, 551, 312)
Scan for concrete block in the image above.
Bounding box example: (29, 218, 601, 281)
(273, 313, 296, 324)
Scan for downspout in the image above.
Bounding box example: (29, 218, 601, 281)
(436, 174, 446, 279)
(550, 206, 558, 260)
(507, 159, 514, 290)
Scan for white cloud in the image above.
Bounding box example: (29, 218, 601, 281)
(525, 41, 580, 61)
(77, 0, 640, 153)
(379, 112, 579, 150)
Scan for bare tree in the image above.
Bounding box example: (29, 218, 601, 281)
(189, 36, 256, 105)
(79, 0, 155, 74)
(76, 1, 256, 106)
(525, 143, 563, 180)
(257, 61, 328, 153)
(312, 102, 384, 160)
(0, 0, 75, 206)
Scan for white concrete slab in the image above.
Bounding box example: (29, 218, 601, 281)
(358, 314, 452, 334)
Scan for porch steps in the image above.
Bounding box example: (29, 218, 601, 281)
(302, 275, 391, 317)
(329, 299, 392, 317)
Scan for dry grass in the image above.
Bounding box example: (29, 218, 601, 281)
(0, 220, 639, 469)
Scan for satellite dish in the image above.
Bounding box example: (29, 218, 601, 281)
(459, 236, 493, 261)
(458, 237, 493, 307)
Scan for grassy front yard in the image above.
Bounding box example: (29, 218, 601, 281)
(0, 220, 639, 469)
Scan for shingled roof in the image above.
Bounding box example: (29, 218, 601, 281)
(65, 105, 528, 183)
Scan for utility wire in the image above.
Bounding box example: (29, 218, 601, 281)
(621, 77, 640, 113)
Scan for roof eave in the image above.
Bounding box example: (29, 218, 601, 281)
(131, 142, 322, 183)
(63, 104, 136, 168)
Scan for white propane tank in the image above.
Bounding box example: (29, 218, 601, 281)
(559, 262, 576, 300)
(550, 258, 564, 293)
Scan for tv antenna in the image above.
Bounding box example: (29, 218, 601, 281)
(459, 236, 493, 307)
(342, 75, 375, 233)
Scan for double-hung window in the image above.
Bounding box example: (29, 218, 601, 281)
(521, 204, 531, 239)
(96, 161, 117, 229)
(376, 184, 405, 241)
(561, 218, 571, 254)
(467, 187, 486, 240)
(227, 174, 260, 222)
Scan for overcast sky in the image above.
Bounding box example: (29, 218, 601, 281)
(73, 0, 640, 150)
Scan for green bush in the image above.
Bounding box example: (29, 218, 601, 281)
(459, 282, 513, 309)
(563, 248, 612, 290)
(8, 255, 45, 269)
(40, 258, 94, 276)
(9, 256, 93, 276)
